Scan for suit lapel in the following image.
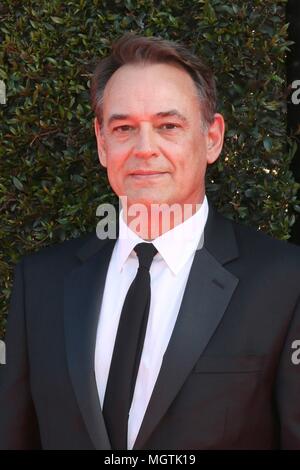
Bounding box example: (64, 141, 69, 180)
(133, 206, 239, 449)
(63, 235, 115, 450)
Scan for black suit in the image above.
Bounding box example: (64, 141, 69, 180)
(1, 204, 300, 449)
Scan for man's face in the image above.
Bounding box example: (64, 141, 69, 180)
(95, 62, 224, 209)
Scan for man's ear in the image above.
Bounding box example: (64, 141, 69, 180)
(94, 117, 107, 168)
(206, 113, 225, 165)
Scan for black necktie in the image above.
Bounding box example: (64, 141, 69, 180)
(103, 242, 158, 449)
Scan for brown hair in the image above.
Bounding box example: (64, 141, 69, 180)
(90, 33, 217, 130)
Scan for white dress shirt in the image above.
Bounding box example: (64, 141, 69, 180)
(94, 196, 209, 449)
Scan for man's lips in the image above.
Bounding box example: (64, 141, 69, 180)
(129, 170, 168, 175)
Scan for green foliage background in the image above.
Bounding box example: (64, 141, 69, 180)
(0, 0, 298, 339)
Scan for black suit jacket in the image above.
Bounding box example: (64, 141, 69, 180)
(1, 205, 300, 449)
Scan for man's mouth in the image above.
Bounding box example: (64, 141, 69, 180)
(129, 170, 168, 178)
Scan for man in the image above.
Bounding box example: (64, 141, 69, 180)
(0, 33, 300, 450)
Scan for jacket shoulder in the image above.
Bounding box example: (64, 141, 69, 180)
(18, 231, 101, 273)
(229, 216, 300, 271)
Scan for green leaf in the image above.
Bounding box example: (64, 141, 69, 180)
(51, 16, 64, 24)
(263, 137, 273, 152)
(203, 0, 217, 23)
(12, 176, 24, 191)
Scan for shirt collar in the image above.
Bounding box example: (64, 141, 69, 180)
(116, 196, 209, 275)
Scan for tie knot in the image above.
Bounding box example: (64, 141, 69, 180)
(134, 242, 158, 271)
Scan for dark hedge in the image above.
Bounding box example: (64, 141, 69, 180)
(0, 0, 298, 338)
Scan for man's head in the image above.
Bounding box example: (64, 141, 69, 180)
(91, 33, 224, 211)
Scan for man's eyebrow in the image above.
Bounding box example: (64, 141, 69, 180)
(155, 110, 188, 122)
(107, 110, 188, 126)
(107, 114, 130, 126)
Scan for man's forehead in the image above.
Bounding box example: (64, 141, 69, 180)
(104, 62, 198, 100)
(103, 88, 199, 123)
(102, 63, 200, 122)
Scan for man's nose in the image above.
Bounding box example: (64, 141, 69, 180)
(134, 124, 158, 158)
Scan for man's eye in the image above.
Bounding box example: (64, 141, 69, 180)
(113, 125, 134, 132)
(159, 123, 179, 130)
